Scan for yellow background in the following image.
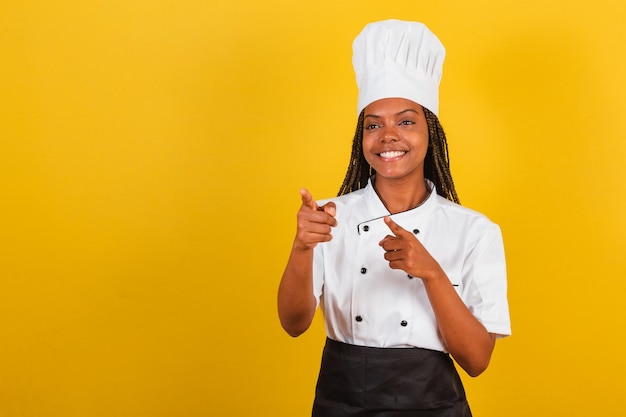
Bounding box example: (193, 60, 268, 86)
(1, 1, 625, 416)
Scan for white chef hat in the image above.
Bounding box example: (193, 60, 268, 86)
(352, 19, 445, 116)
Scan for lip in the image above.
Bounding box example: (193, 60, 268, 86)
(377, 150, 407, 160)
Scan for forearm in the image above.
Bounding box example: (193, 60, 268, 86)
(277, 246, 317, 337)
(423, 268, 495, 377)
(379, 216, 497, 375)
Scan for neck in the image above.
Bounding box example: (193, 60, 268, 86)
(372, 175, 430, 214)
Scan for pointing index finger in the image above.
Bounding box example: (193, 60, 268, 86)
(300, 188, 318, 211)
(383, 216, 407, 235)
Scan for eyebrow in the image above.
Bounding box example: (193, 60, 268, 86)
(364, 108, 420, 119)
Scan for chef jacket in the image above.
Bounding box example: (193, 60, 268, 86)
(313, 179, 511, 351)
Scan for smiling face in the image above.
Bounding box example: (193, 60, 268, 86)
(362, 97, 429, 184)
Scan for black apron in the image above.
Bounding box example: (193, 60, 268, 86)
(312, 338, 472, 417)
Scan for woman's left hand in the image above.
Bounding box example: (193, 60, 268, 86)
(379, 216, 496, 376)
(378, 216, 443, 281)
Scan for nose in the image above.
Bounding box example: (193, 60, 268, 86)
(380, 125, 399, 143)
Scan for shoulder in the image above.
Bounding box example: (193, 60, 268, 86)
(435, 194, 494, 220)
(433, 195, 501, 234)
(318, 188, 368, 211)
(316, 187, 374, 230)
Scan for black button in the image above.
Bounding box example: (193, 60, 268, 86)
(360, 267, 367, 274)
(413, 229, 420, 234)
(400, 320, 408, 327)
(355, 316, 363, 322)
(363, 225, 369, 232)
(407, 274, 414, 279)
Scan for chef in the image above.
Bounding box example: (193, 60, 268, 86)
(278, 19, 511, 417)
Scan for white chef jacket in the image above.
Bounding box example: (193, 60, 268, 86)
(313, 179, 511, 352)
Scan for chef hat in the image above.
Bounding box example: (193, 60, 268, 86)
(353, 19, 445, 116)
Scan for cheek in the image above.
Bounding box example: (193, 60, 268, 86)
(417, 131, 430, 154)
(361, 137, 376, 161)
(420, 139, 430, 155)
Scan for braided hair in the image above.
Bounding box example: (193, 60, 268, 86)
(337, 106, 460, 204)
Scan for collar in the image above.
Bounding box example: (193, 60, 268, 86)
(357, 178, 439, 234)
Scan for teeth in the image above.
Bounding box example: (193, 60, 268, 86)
(380, 151, 406, 158)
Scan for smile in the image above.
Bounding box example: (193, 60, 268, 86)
(378, 151, 407, 158)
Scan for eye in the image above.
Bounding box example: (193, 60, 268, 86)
(365, 123, 380, 130)
(399, 120, 415, 126)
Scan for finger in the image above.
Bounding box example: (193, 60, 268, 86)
(387, 260, 404, 271)
(299, 219, 334, 235)
(297, 218, 335, 245)
(321, 202, 337, 226)
(382, 244, 406, 259)
(322, 201, 336, 217)
(295, 229, 333, 249)
(383, 216, 408, 236)
(300, 230, 334, 245)
(299, 188, 318, 211)
(299, 207, 337, 226)
(379, 235, 399, 249)
(381, 243, 404, 254)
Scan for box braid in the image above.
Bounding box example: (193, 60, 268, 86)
(337, 107, 460, 204)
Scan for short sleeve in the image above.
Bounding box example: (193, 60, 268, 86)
(461, 223, 511, 337)
(312, 244, 324, 308)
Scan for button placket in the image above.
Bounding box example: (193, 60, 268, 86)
(354, 221, 371, 335)
(407, 227, 420, 279)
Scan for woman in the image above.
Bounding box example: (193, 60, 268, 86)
(278, 19, 511, 416)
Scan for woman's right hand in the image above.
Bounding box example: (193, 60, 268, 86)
(294, 188, 337, 251)
(278, 189, 335, 336)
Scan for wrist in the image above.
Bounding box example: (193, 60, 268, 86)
(292, 240, 315, 253)
(421, 264, 446, 284)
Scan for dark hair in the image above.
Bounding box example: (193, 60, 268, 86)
(337, 106, 460, 204)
